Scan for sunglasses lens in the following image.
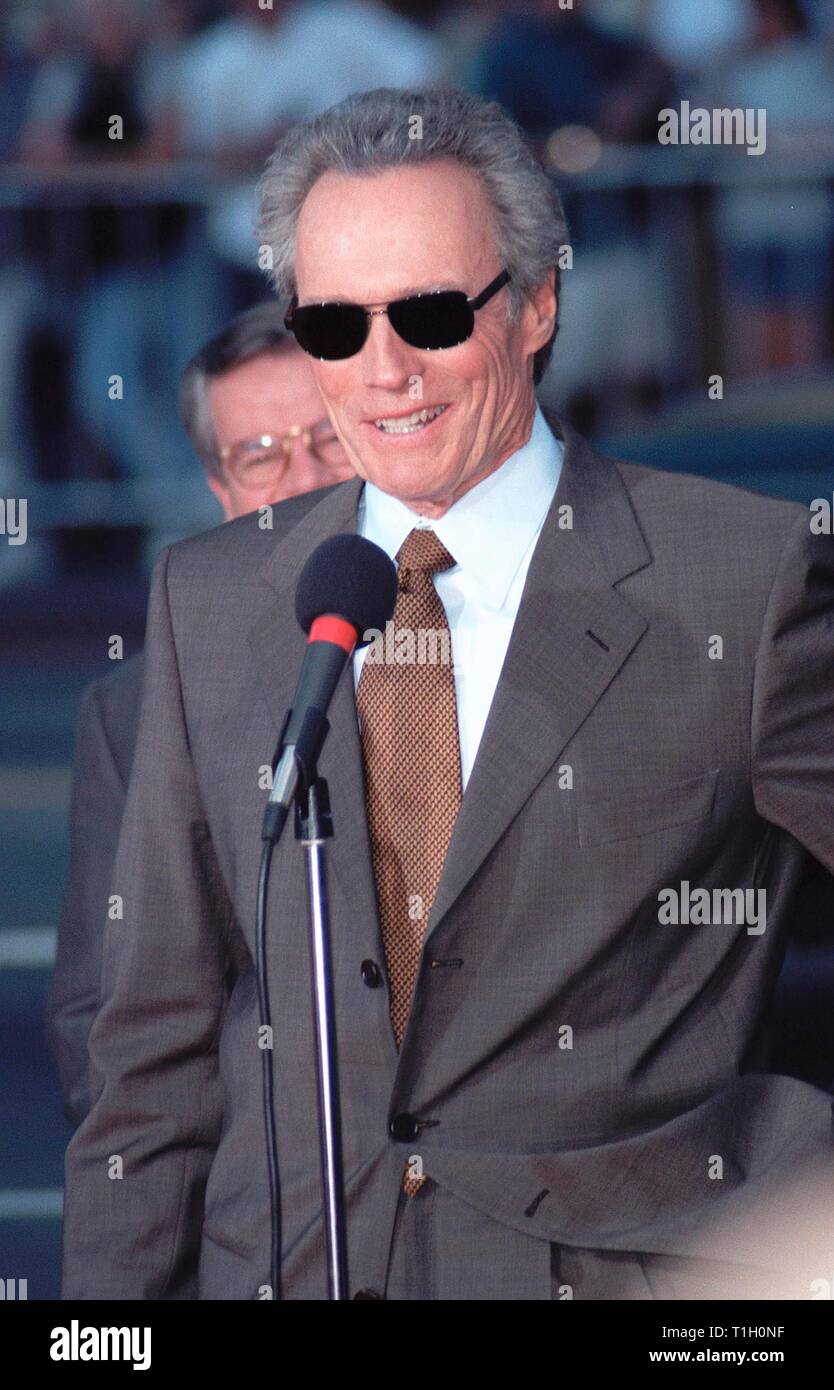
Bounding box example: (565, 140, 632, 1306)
(390, 290, 474, 350)
(291, 303, 367, 359)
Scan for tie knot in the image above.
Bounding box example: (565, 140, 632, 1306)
(396, 527, 456, 577)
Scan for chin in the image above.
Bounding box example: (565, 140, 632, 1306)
(378, 464, 441, 496)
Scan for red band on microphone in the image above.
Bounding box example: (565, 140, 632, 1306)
(308, 614, 358, 654)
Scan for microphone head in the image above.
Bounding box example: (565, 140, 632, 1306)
(295, 534, 398, 644)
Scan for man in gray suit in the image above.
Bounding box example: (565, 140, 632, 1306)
(61, 88, 834, 1301)
(45, 303, 353, 1128)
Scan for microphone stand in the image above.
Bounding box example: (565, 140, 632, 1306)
(258, 706, 349, 1301)
(295, 774, 349, 1301)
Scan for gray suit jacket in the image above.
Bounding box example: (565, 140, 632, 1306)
(61, 411, 834, 1299)
(45, 655, 144, 1128)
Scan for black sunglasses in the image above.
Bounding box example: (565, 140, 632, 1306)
(284, 269, 511, 360)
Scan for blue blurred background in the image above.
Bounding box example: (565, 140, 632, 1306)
(2, 0, 834, 1297)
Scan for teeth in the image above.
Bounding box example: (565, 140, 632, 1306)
(375, 404, 447, 433)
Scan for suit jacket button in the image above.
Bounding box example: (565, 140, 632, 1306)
(390, 1113, 420, 1142)
(353, 1288, 384, 1299)
(361, 959, 382, 988)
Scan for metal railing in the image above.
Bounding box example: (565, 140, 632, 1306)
(1, 145, 832, 531)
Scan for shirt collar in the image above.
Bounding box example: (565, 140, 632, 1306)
(357, 402, 563, 610)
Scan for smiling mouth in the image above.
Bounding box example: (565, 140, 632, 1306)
(373, 404, 449, 434)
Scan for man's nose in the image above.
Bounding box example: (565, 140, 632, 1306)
(360, 312, 415, 391)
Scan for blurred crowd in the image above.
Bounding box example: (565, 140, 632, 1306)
(2, 0, 834, 580)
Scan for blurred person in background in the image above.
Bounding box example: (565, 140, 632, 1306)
(17, 0, 224, 567)
(475, 0, 671, 145)
(174, 0, 297, 174)
(19, 0, 179, 167)
(177, 0, 446, 162)
(45, 301, 354, 1129)
(10, 0, 446, 576)
(474, 0, 678, 431)
(695, 0, 834, 377)
(175, 0, 446, 308)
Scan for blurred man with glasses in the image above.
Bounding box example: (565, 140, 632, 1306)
(46, 302, 353, 1128)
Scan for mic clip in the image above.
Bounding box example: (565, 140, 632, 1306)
(262, 706, 330, 845)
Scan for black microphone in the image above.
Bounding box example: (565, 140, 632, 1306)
(263, 533, 397, 842)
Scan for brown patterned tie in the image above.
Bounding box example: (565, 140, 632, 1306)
(356, 527, 462, 1195)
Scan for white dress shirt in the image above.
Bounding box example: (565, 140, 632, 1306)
(353, 403, 563, 789)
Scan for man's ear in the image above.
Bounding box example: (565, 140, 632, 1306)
(207, 473, 234, 521)
(524, 267, 558, 358)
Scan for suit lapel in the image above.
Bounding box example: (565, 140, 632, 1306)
(426, 411, 653, 941)
(246, 476, 381, 939)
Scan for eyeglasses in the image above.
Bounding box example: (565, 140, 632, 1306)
(284, 269, 511, 360)
(218, 418, 344, 490)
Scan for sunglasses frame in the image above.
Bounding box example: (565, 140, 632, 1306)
(284, 268, 512, 360)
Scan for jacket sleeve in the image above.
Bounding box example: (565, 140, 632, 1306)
(45, 681, 128, 1129)
(61, 546, 234, 1299)
(751, 510, 834, 874)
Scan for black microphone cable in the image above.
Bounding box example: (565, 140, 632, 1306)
(255, 832, 283, 1300)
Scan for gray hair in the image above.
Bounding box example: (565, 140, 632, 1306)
(255, 87, 568, 385)
(179, 302, 295, 477)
